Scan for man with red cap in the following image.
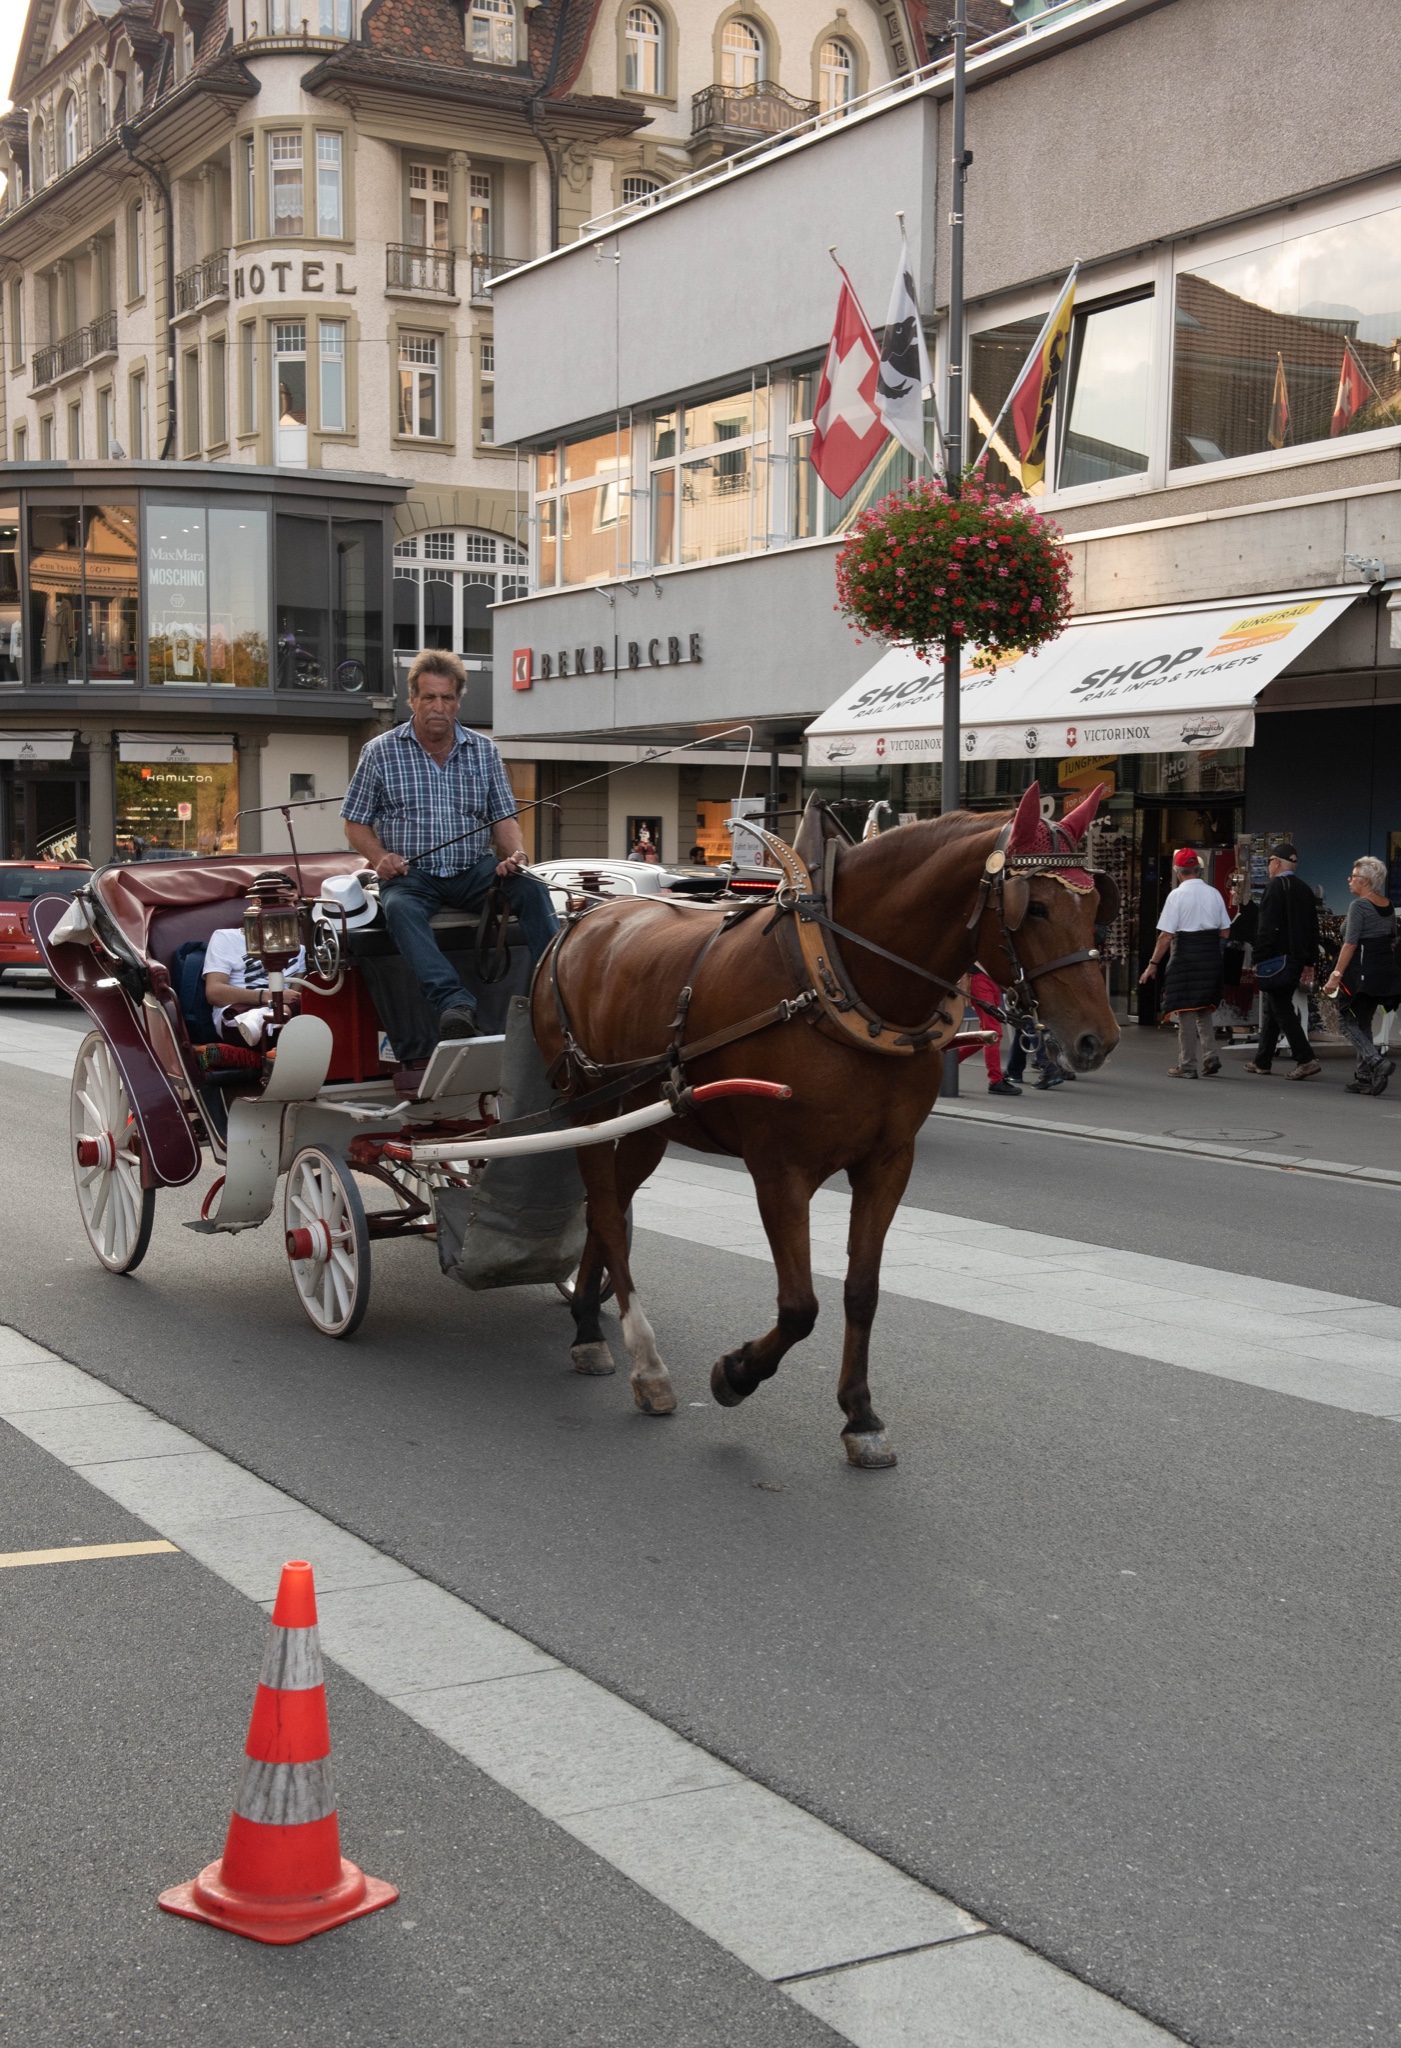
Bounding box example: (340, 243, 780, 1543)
(1139, 848, 1231, 1077)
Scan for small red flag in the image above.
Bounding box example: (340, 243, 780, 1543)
(811, 270, 888, 499)
(1330, 340, 1375, 437)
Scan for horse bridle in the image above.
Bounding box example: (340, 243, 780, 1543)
(967, 819, 1105, 1032)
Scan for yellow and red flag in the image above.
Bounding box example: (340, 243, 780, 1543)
(1007, 268, 1077, 494)
(1330, 340, 1376, 437)
(1267, 352, 1291, 449)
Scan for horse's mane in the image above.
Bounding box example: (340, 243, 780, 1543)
(840, 806, 1008, 876)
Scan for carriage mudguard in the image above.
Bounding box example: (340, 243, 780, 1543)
(33, 895, 202, 1190)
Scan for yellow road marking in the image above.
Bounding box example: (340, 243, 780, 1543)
(0, 1539, 179, 1570)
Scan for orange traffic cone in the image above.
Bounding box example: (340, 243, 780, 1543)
(159, 1559, 397, 1944)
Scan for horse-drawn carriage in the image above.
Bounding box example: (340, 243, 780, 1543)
(35, 853, 783, 1338)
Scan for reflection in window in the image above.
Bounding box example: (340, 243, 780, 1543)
(276, 514, 330, 689)
(721, 17, 763, 87)
(333, 520, 381, 692)
(275, 321, 307, 466)
(320, 319, 346, 432)
(424, 569, 453, 649)
(819, 39, 853, 114)
(209, 507, 269, 687)
(969, 314, 1046, 493)
(789, 367, 913, 538)
(625, 6, 663, 93)
(1058, 294, 1153, 488)
(409, 162, 450, 249)
(1173, 204, 1401, 468)
(0, 508, 19, 683)
(533, 432, 630, 586)
(115, 758, 239, 859)
(30, 507, 83, 684)
(146, 503, 208, 684)
(650, 387, 769, 567)
(398, 331, 440, 438)
(83, 502, 139, 682)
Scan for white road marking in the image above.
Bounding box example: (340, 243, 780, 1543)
(0, 1538, 178, 1569)
(646, 1158, 1401, 1422)
(0, 1333, 1178, 2046)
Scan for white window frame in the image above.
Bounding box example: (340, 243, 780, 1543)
(316, 131, 343, 238)
(318, 0, 353, 34)
(721, 18, 764, 89)
(67, 396, 83, 459)
(97, 382, 113, 457)
(818, 38, 853, 114)
(621, 174, 661, 209)
(647, 381, 770, 570)
(408, 162, 451, 250)
(274, 319, 308, 466)
(479, 335, 495, 443)
(269, 131, 304, 238)
(531, 424, 633, 588)
(319, 318, 346, 432)
(129, 370, 146, 457)
(625, 6, 664, 95)
(398, 330, 441, 440)
(61, 93, 80, 173)
(469, 0, 516, 67)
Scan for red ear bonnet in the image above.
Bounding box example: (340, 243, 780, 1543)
(1059, 783, 1105, 847)
(1008, 782, 1044, 852)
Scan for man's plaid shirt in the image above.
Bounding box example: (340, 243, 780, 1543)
(341, 720, 518, 875)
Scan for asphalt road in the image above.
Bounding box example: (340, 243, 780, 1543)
(2, 989, 1399, 2047)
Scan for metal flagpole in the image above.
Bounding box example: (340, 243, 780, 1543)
(941, 0, 968, 820)
(940, 0, 968, 1097)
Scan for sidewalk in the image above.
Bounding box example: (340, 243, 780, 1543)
(942, 1018, 1401, 1178)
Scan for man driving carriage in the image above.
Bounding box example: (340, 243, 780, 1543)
(341, 649, 558, 1042)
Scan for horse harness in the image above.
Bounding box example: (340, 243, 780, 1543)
(532, 812, 1108, 1128)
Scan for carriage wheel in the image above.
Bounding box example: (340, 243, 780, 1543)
(70, 1030, 156, 1275)
(284, 1147, 371, 1339)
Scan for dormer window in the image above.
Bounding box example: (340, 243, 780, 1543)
(469, 0, 516, 67)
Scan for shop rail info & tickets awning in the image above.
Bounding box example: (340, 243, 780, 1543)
(805, 589, 1360, 767)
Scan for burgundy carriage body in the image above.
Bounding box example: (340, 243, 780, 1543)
(35, 854, 388, 1189)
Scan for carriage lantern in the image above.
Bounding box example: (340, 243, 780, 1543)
(243, 870, 304, 1022)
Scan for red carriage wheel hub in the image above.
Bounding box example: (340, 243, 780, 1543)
(77, 1133, 117, 1171)
(286, 1220, 335, 1263)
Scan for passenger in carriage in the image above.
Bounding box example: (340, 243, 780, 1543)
(204, 921, 306, 1047)
(340, 648, 558, 1043)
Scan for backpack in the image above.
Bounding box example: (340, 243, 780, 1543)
(169, 939, 217, 1045)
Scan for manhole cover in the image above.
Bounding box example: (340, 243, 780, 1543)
(1164, 1127, 1285, 1144)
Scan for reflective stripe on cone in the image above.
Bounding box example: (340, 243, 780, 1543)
(158, 1559, 398, 1943)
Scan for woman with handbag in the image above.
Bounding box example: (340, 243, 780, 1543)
(1322, 856, 1399, 1096)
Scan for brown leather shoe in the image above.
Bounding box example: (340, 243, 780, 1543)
(1242, 1062, 1272, 1075)
(1287, 1059, 1322, 1080)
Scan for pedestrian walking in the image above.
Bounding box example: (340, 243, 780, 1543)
(1243, 841, 1322, 1080)
(1138, 849, 1230, 1078)
(959, 969, 1019, 1094)
(1322, 855, 1400, 1096)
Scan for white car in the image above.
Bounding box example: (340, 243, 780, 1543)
(530, 857, 723, 914)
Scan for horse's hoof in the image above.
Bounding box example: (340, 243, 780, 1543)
(710, 1358, 744, 1408)
(844, 1430, 897, 1469)
(571, 1342, 616, 1377)
(631, 1372, 677, 1416)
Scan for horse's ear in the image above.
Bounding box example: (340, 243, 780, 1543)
(1093, 870, 1121, 926)
(1002, 875, 1030, 931)
(1008, 782, 1042, 852)
(793, 793, 850, 875)
(1060, 782, 1105, 845)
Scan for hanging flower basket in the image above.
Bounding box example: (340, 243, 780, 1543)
(833, 475, 1073, 661)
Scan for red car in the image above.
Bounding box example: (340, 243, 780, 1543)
(0, 862, 94, 995)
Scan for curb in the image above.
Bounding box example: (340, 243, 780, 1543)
(932, 1103, 1401, 1187)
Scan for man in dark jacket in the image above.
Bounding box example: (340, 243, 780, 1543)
(1244, 840, 1322, 1079)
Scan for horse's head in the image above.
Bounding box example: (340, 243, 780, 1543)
(984, 781, 1121, 1072)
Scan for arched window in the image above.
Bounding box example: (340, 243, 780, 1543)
(624, 6, 663, 94)
(31, 119, 47, 190)
(819, 38, 853, 113)
(469, 0, 516, 66)
(721, 17, 763, 88)
(61, 93, 81, 173)
(622, 173, 661, 208)
(89, 69, 107, 143)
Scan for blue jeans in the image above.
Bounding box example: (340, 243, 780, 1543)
(380, 855, 559, 1019)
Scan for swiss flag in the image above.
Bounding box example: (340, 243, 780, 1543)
(811, 271, 888, 498)
(1330, 340, 1375, 437)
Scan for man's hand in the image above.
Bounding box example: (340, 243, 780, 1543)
(495, 849, 526, 880)
(1138, 961, 1158, 985)
(374, 851, 409, 881)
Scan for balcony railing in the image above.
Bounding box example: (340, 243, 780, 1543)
(470, 252, 523, 302)
(691, 82, 817, 144)
(174, 251, 229, 314)
(386, 243, 456, 295)
(32, 308, 118, 389)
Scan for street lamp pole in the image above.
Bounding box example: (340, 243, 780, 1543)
(940, 0, 968, 818)
(939, 0, 969, 1098)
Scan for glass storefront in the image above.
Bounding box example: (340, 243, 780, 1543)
(0, 469, 397, 695)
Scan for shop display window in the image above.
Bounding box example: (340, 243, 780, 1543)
(276, 513, 332, 690)
(209, 508, 270, 687)
(83, 502, 139, 683)
(115, 757, 239, 859)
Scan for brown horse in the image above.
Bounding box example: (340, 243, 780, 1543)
(532, 782, 1120, 1467)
